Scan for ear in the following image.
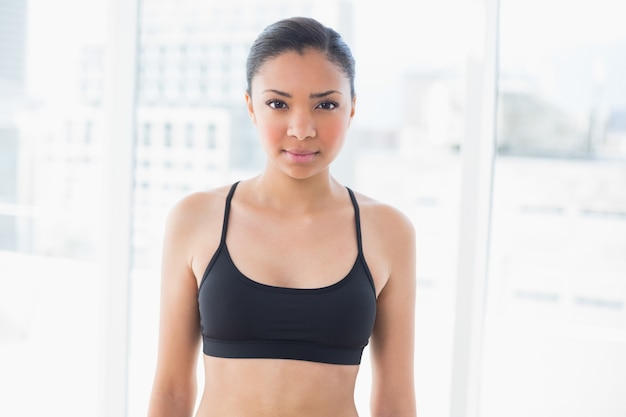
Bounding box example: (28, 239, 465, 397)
(348, 95, 356, 126)
(245, 91, 257, 125)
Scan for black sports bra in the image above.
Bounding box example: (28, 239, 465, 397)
(197, 182, 377, 365)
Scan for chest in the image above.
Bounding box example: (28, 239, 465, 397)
(226, 207, 359, 289)
(197, 242, 377, 361)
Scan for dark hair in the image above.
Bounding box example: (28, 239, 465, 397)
(246, 17, 356, 98)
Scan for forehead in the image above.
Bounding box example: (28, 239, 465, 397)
(252, 50, 350, 93)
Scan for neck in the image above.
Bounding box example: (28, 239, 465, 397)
(250, 169, 342, 213)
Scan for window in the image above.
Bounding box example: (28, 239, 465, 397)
(142, 122, 151, 146)
(163, 122, 172, 147)
(207, 123, 216, 148)
(481, 1, 626, 416)
(4, 1, 622, 416)
(0, 0, 109, 414)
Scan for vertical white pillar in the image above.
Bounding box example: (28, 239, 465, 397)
(99, 0, 138, 416)
(449, 0, 499, 416)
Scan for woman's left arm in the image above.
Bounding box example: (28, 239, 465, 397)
(369, 206, 417, 417)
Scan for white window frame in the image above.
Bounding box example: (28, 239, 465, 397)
(99, 0, 139, 415)
(450, 0, 499, 416)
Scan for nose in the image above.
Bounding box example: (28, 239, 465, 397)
(286, 109, 316, 141)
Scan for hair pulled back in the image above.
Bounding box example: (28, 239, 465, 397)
(246, 17, 356, 98)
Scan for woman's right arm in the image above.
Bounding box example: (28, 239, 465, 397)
(147, 196, 203, 417)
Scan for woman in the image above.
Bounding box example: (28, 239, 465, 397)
(147, 16, 416, 417)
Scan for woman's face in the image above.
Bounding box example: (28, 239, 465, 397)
(246, 49, 355, 181)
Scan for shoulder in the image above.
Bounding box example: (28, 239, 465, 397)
(351, 190, 415, 244)
(160, 183, 237, 274)
(350, 190, 416, 291)
(162, 183, 235, 251)
(167, 184, 233, 226)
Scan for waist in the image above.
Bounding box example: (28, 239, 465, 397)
(196, 355, 360, 417)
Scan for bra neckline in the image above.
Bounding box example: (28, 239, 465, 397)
(222, 242, 361, 294)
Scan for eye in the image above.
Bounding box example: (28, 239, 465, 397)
(316, 101, 338, 110)
(266, 99, 288, 109)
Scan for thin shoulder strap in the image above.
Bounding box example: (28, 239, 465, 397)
(220, 181, 240, 244)
(346, 187, 364, 254)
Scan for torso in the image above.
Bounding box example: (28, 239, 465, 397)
(185, 179, 391, 417)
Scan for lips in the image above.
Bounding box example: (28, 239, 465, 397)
(283, 150, 318, 163)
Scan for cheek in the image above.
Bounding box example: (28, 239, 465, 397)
(319, 118, 350, 144)
(256, 117, 285, 144)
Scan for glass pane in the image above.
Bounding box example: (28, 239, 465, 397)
(128, 1, 472, 416)
(482, 0, 626, 416)
(0, 0, 108, 415)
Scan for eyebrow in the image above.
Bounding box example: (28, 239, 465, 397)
(262, 89, 342, 99)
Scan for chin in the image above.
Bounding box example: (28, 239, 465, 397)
(281, 167, 325, 181)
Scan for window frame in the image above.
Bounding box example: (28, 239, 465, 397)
(99, 0, 139, 415)
(448, 0, 499, 416)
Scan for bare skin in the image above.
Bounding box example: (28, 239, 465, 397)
(197, 356, 360, 417)
(147, 50, 416, 417)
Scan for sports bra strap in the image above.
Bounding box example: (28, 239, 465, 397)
(220, 181, 240, 244)
(346, 187, 364, 255)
